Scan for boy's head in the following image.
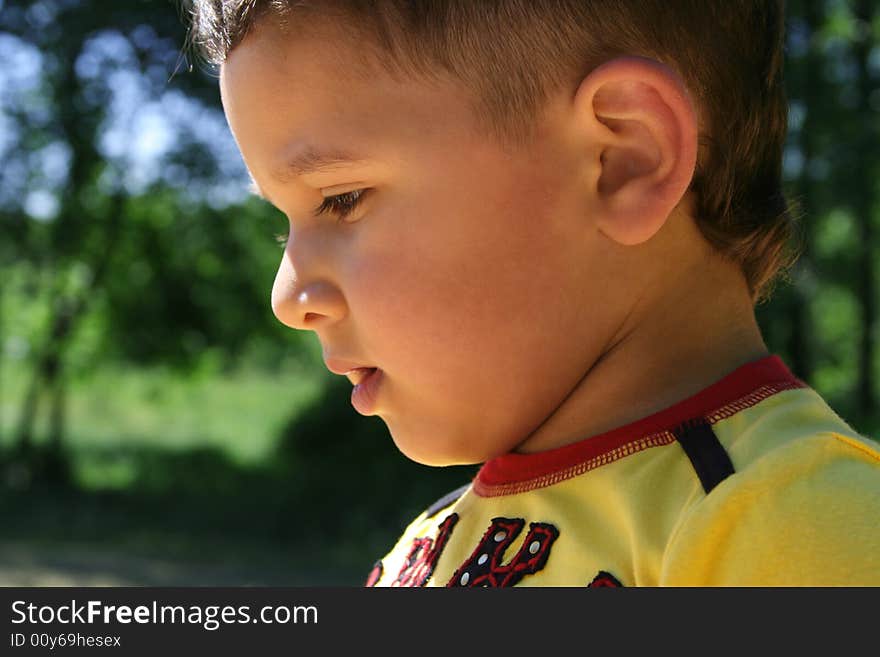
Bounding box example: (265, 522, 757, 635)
(188, 0, 795, 465)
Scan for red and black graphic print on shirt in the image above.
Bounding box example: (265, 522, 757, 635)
(447, 517, 559, 587)
(384, 515, 562, 587)
(588, 570, 623, 587)
(365, 561, 383, 587)
(391, 513, 459, 587)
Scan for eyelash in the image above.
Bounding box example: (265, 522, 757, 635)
(274, 189, 366, 247)
(315, 189, 366, 223)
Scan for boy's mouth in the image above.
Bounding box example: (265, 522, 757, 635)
(324, 357, 377, 382)
(323, 357, 384, 414)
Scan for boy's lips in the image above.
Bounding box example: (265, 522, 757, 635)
(323, 356, 384, 415)
(324, 357, 378, 384)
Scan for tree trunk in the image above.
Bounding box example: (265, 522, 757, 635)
(13, 271, 63, 455)
(45, 365, 70, 484)
(13, 194, 124, 475)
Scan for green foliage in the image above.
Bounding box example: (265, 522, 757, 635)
(96, 192, 301, 368)
(811, 284, 860, 398)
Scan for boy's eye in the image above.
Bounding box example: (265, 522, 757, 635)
(275, 188, 368, 247)
(314, 189, 367, 223)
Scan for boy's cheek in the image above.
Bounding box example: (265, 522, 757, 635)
(347, 261, 457, 357)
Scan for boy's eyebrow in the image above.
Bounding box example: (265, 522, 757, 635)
(271, 143, 370, 182)
(247, 144, 372, 203)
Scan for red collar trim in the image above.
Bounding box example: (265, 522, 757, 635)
(474, 355, 805, 497)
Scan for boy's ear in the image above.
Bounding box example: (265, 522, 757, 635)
(573, 56, 698, 246)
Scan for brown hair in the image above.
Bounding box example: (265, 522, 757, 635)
(186, 0, 801, 303)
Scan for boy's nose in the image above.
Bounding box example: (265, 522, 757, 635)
(271, 256, 347, 331)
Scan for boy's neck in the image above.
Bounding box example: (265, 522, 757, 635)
(514, 212, 769, 455)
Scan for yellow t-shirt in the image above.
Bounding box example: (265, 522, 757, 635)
(365, 355, 880, 587)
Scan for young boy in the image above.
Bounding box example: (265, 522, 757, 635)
(189, 0, 880, 586)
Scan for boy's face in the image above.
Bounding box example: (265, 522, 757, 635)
(220, 19, 623, 465)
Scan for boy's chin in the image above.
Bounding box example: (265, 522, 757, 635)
(385, 419, 503, 467)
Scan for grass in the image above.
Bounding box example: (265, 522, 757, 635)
(1, 358, 324, 473)
(0, 358, 387, 585)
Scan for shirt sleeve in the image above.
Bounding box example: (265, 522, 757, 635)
(659, 433, 880, 586)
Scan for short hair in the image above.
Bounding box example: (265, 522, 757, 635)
(186, 0, 800, 303)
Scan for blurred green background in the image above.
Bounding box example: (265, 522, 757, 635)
(0, 0, 878, 585)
